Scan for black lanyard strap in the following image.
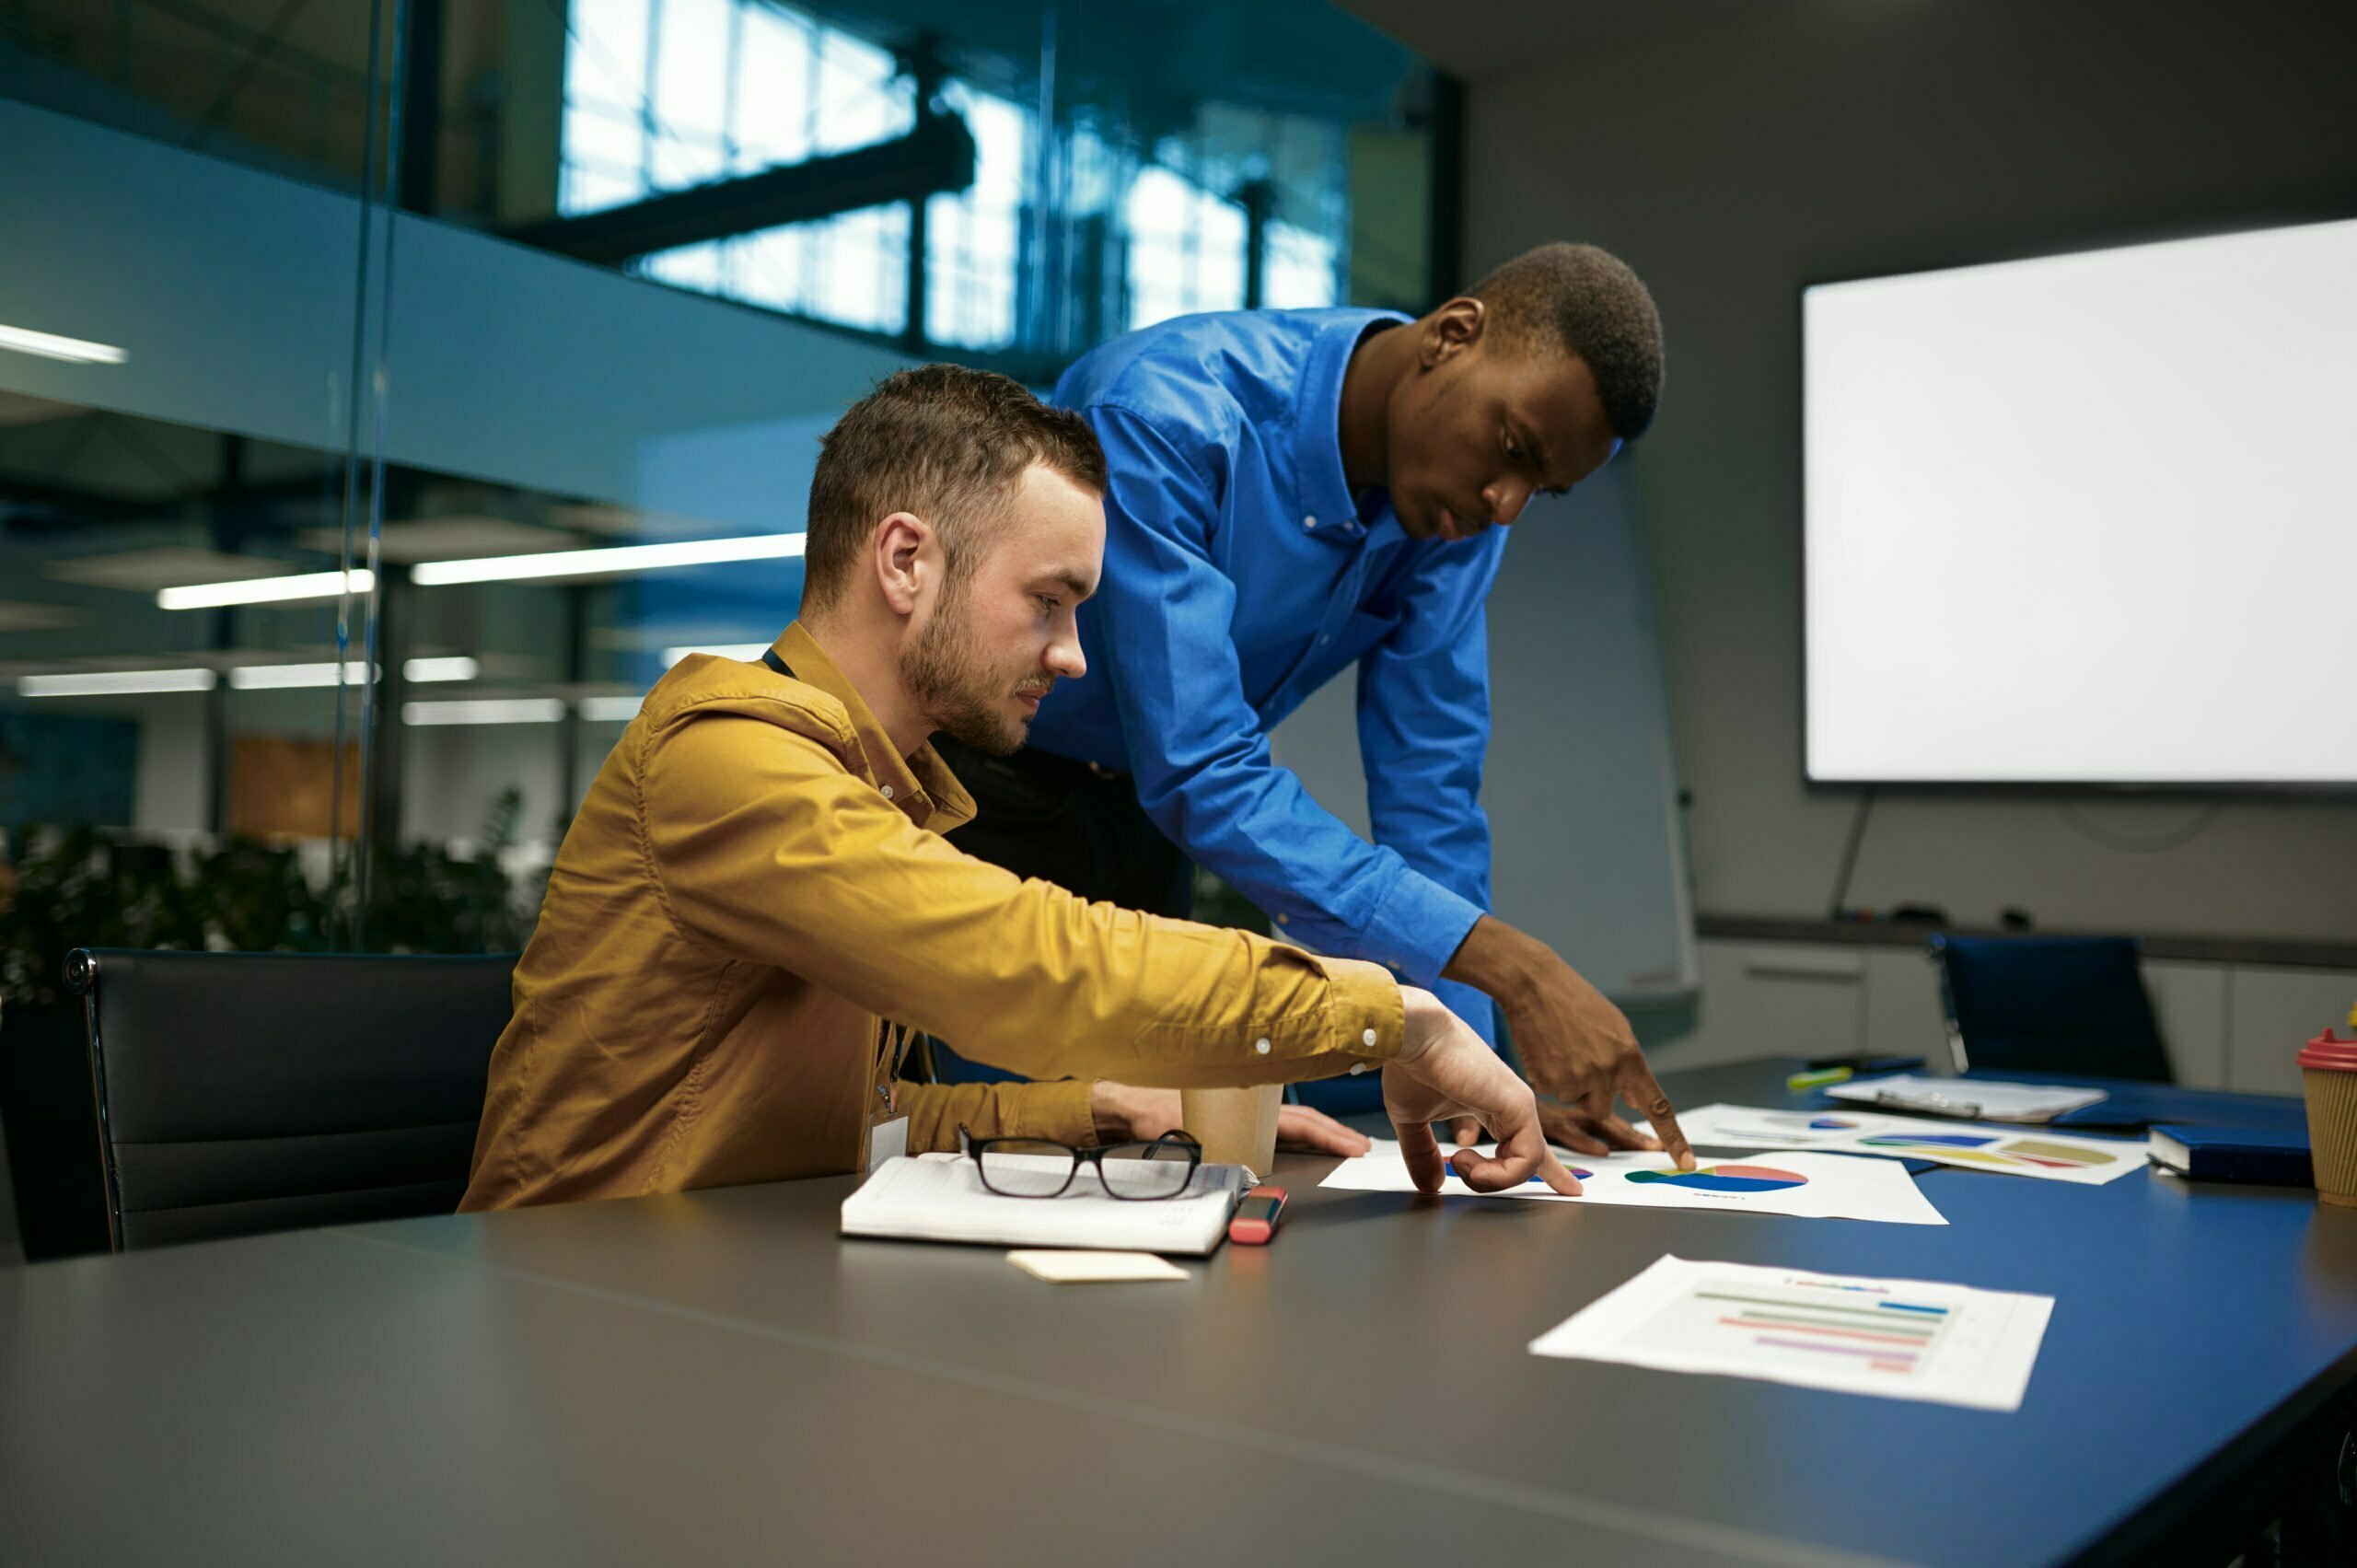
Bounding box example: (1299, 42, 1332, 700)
(761, 647, 795, 679)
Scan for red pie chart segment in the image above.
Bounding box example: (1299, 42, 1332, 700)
(1626, 1163, 1810, 1194)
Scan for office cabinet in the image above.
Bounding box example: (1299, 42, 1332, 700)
(2144, 961, 2230, 1088)
(2227, 968, 2357, 1095)
(1678, 935, 2350, 1096)
(1658, 941, 1864, 1071)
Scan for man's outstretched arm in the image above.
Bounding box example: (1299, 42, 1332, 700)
(1445, 914, 1694, 1167)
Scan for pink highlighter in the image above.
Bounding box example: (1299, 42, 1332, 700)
(1228, 1186, 1287, 1245)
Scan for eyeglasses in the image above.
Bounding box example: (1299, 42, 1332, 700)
(957, 1123, 1202, 1200)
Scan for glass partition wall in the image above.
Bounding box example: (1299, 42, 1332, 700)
(4, 0, 1448, 965)
(1, 0, 1448, 1253)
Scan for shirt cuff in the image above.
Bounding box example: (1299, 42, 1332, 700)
(1323, 957, 1406, 1066)
(1358, 868, 1487, 990)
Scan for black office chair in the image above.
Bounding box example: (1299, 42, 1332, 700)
(64, 947, 517, 1252)
(1926, 935, 2174, 1083)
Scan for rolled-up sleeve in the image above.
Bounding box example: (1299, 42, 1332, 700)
(637, 707, 1404, 1088)
(895, 1078, 1097, 1154)
(1082, 405, 1489, 1008)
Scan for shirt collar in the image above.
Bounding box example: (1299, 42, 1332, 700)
(773, 621, 978, 831)
(1295, 308, 1411, 540)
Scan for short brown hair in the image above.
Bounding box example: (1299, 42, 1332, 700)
(1470, 243, 1665, 441)
(800, 364, 1108, 613)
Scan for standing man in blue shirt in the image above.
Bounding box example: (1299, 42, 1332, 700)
(934, 242, 1694, 1166)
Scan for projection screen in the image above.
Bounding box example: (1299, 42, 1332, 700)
(1804, 218, 2357, 786)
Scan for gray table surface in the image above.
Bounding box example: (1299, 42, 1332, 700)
(7, 1059, 2354, 1567)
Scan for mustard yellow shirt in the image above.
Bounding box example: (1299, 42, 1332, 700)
(460, 621, 1403, 1211)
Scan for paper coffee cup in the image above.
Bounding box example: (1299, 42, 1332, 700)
(2297, 1032, 2357, 1206)
(1181, 1083, 1283, 1177)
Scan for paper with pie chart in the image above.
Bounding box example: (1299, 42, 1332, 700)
(1668, 1104, 2145, 1186)
(1528, 1255, 2054, 1411)
(1318, 1143, 1948, 1225)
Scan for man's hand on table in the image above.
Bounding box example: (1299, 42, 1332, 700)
(1091, 1083, 1373, 1157)
(1386, 987, 1584, 1196)
(1442, 915, 1697, 1169)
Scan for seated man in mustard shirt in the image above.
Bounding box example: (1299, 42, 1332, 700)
(462, 365, 1575, 1212)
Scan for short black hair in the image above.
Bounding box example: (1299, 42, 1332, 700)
(1469, 243, 1665, 440)
(803, 365, 1107, 614)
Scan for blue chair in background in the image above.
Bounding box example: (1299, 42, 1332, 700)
(1927, 935, 2174, 1083)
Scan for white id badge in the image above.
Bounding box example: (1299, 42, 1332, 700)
(865, 1115, 909, 1174)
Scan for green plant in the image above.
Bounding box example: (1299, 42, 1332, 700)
(0, 786, 540, 1011)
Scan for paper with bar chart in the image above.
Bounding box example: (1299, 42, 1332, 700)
(1318, 1143, 1947, 1225)
(1529, 1255, 2054, 1410)
(1666, 1104, 2146, 1185)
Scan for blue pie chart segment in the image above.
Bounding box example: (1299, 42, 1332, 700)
(1626, 1163, 1809, 1194)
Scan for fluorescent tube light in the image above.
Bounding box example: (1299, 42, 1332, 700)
(157, 568, 375, 610)
(410, 533, 805, 586)
(402, 697, 566, 726)
(0, 323, 129, 366)
(19, 668, 217, 697)
(575, 695, 646, 722)
(662, 643, 770, 666)
(222, 656, 473, 689)
(226, 661, 374, 690)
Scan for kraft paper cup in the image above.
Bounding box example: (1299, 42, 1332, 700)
(2297, 1032, 2357, 1206)
(1181, 1084, 1283, 1178)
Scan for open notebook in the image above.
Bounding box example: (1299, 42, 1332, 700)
(841, 1153, 1248, 1256)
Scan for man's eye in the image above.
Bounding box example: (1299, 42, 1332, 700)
(1504, 434, 1525, 459)
(1039, 595, 1061, 613)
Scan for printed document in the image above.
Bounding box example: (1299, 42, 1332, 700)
(1319, 1142, 1947, 1225)
(1529, 1254, 2054, 1411)
(1668, 1104, 2146, 1186)
(1825, 1073, 2107, 1122)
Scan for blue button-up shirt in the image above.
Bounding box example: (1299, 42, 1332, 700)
(1032, 308, 1508, 1048)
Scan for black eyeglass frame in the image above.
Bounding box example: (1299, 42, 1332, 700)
(956, 1123, 1204, 1200)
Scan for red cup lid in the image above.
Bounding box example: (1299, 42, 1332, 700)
(2298, 1032, 2357, 1072)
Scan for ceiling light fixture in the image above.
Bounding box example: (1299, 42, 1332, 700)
(661, 644, 770, 666)
(157, 569, 375, 610)
(575, 695, 646, 723)
(0, 323, 129, 366)
(221, 655, 479, 689)
(409, 533, 805, 587)
(18, 668, 217, 697)
(401, 697, 566, 726)
(226, 661, 374, 690)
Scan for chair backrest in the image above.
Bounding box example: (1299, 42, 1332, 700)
(1926, 935, 2173, 1083)
(64, 947, 517, 1252)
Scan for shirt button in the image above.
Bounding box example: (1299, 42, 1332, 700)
(1350, 1063, 1368, 1075)
(1302, 515, 1317, 529)
(1362, 1028, 1377, 1047)
(1274, 912, 1288, 926)
(1255, 1038, 1271, 1055)
(879, 784, 894, 800)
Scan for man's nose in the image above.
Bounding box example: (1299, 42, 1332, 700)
(1483, 478, 1532, 528)
(1047, 633, 1086, 680)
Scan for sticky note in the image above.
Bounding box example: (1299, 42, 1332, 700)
(1006, 1249, 1189, 1283)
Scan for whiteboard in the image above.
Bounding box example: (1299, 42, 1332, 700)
(1805, 218, 2357, 785)
(1271, 463, 1698, 1007)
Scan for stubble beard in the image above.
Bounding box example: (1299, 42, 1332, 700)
(901, 588, 1029, 756)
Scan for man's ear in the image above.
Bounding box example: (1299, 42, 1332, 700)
(873, 512, 935, 617)
(1419, 296, 1487, 369)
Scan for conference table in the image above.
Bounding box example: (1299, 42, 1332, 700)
(6, 1059, 2353, 1566)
